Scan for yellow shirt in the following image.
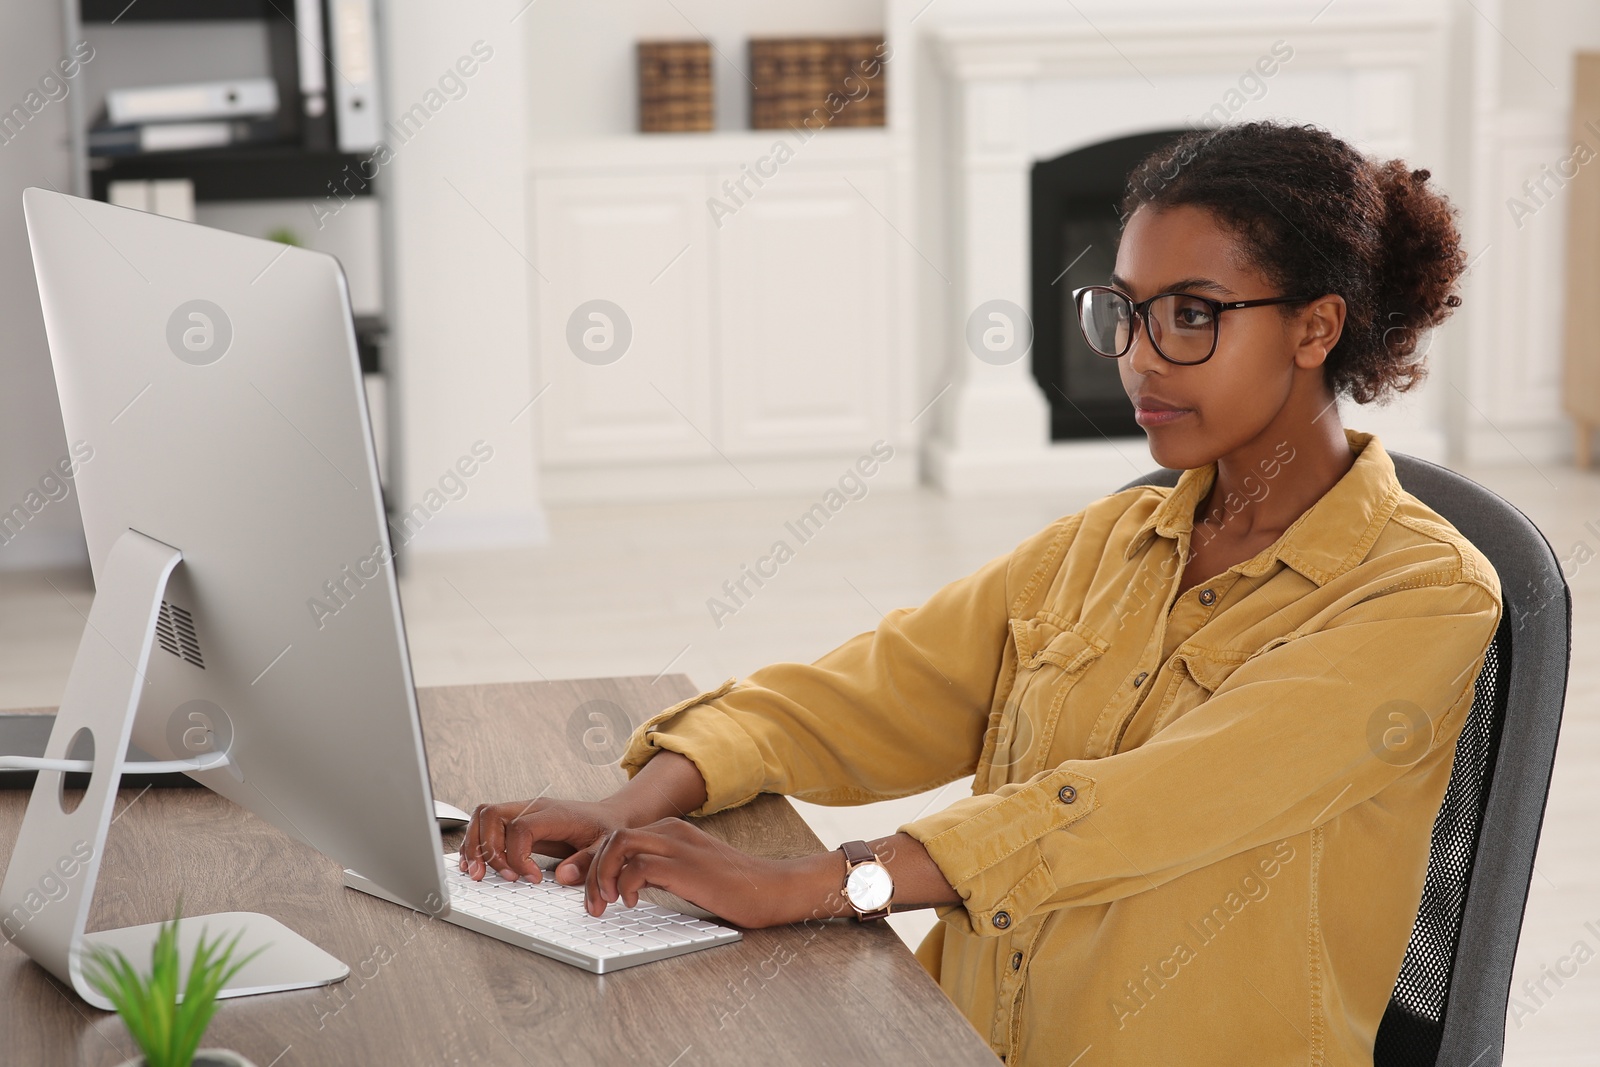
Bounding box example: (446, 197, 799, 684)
(618, 430, 1502, 1066)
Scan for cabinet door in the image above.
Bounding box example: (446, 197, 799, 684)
(714, 168, 892, 455)
(533, 174, 711, 463)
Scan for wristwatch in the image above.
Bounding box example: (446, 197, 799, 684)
(839, 840, 894, 922)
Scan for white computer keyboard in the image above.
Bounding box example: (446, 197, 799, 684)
(343, 852, 741, 973)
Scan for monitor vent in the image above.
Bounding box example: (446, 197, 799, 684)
(156, 601, 205, 670)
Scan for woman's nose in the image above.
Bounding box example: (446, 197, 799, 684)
(1124, 315, 1166, 375)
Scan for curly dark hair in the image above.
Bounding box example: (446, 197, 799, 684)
(1120, 122, 1466, 404)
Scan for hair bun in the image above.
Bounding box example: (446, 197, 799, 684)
(1374, 160, 1466, 383)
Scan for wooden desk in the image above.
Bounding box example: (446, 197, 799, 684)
(0, 677, 998, 1066)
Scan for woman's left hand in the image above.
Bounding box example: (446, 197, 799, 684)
(568, 816, 844, 928)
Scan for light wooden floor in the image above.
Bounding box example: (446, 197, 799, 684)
(1, 460, 1594, 1063)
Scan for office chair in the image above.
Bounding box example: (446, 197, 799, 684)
(1117, 452, 1571, 1067)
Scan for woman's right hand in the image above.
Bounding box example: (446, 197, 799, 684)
(461, 751, 712, 885)
(460, 797, 633, 885)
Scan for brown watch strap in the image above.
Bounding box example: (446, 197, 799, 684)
(839, 840, 891, 921)
(840, 839, 876, 866)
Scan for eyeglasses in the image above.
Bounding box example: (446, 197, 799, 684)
(1071, 285, 1314, 366)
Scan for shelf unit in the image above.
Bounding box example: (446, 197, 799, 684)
(87, 145, 372, 206)
(66, 0, 392, 483)
(76, 0, 376, 209)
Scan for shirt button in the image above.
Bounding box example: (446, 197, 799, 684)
(1132, 671, 1148, 688)
(1057, 784, 1077, 804)
(1011, 951, 1024, 971)
(993, 911, 1012, 929)
(1198, 587, 1217, 606)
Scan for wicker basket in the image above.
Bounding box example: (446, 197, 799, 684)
(748, 36, 886, 130)
(637, 40, 713, 133)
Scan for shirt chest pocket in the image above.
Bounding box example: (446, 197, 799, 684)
(1112, 635, 1300, 753)
(984, 616, 1107, 785)
(1142, 648, 1246, 739)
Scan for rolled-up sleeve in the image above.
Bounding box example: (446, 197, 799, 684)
(616, 518, 1082, 819)
(897, 575, 1501, 936)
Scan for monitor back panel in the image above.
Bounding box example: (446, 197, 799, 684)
(25, 189, 445, 910)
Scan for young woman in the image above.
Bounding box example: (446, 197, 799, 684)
(461, 122, 1501, 1065)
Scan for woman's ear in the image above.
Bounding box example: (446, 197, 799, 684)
(1293, 295, 1346, 369)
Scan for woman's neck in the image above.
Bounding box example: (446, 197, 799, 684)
(1201, 392, 1357, 541)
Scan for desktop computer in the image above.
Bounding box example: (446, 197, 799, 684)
(0, 189, 736, 1006)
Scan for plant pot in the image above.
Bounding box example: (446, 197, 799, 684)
(116, 1052, 257, 1067)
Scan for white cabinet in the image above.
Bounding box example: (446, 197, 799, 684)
(716, 169, 891, 454)
(530, 133, 908, 500)
(533, 174, 712, 464)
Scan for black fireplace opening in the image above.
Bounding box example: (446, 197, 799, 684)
(1031, 130, 1187, 440)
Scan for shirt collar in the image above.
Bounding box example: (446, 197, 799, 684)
(1122, 429, 1402, 586)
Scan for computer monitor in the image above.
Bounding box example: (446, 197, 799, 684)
(0, 188, 446, 1006)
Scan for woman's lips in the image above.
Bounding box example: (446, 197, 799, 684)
(1134, 405, 1192, 427)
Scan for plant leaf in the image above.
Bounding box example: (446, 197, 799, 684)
(174, 925, 268, 1066)
(82, 943, 158, 1053)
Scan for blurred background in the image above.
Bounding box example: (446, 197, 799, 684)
(0, 1, 1596, 1059)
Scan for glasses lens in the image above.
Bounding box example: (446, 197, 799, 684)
(1147, 294, 1217, 364)
(1078, 289, 1132, 357)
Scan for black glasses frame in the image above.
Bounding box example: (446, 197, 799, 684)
(1071, 285, 1316, 365)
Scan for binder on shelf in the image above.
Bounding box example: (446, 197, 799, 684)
(293, 0, 335, 151)
(89, 117, 281, 157)
(106, 179, 196, 222)
(140, 122, 231, 153)
(328, 0, 382, 152)
(107, 78, 280, 126)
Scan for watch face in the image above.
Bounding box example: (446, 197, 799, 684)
(846, 862, 893, 912)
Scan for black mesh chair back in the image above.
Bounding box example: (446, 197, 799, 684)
(1117, 451, 1570, 1066)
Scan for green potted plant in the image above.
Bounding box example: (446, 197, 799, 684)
(81, 901, 267, 1067)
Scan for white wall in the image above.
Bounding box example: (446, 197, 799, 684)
(1493, 0, 1600, 109)
(379, 1, 546, 552)
(0, 2, 84, 572)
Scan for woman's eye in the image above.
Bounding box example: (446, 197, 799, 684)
(1175, 306, 1213, 328)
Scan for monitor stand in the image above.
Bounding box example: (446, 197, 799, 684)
(0, 528, 348, 1009)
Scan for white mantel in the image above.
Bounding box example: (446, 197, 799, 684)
(920, 7, 1453, 494)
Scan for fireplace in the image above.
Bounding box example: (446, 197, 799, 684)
(1031, 130, 1185, 440)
